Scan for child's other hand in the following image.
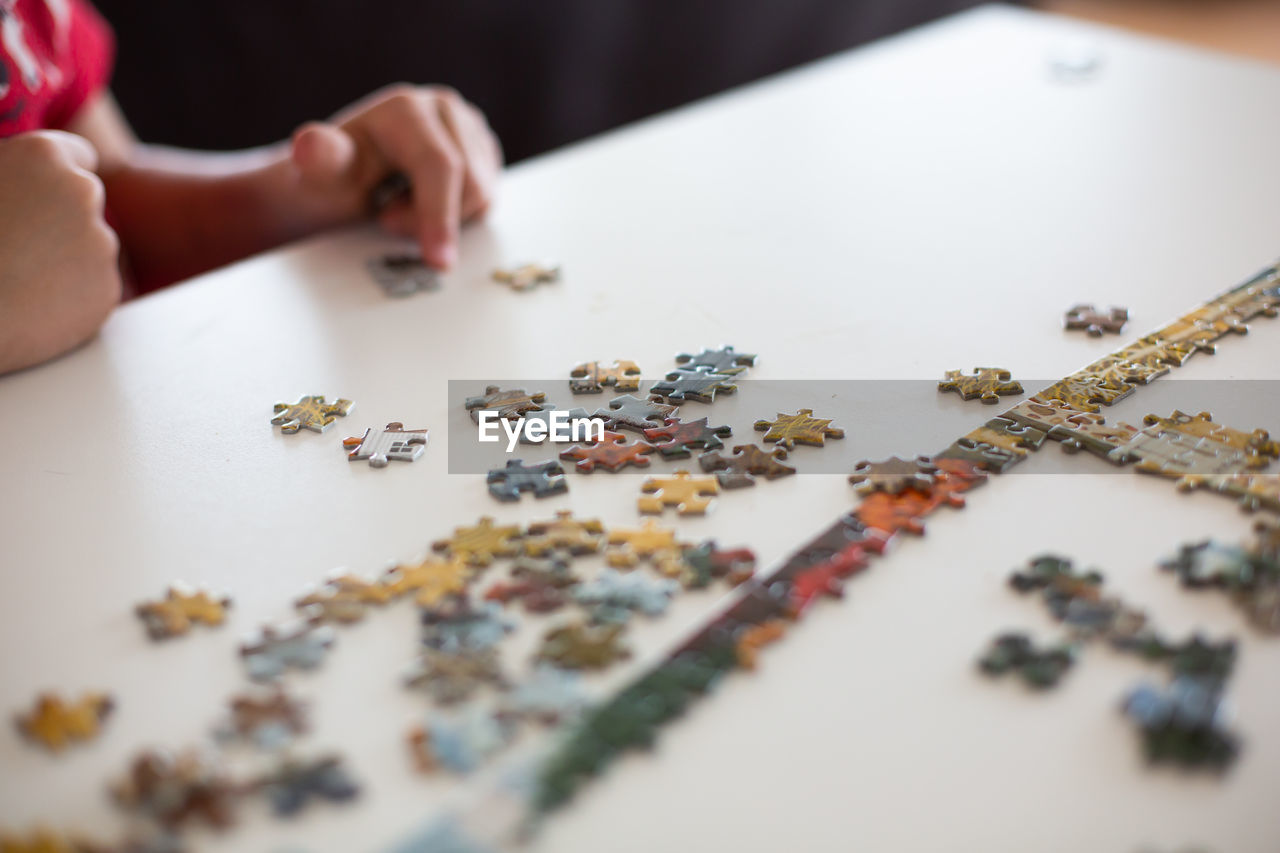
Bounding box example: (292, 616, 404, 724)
(0, 131, 122, 374)
(289, 85, 501, 270)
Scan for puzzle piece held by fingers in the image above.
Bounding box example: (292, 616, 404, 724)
(15, 692, 114, 751)
(754, 409, 845, 450)
(366, 253, 441, 298)
(342, 422, 428, 467)
(1065, 304, 1129, 336)
(638, 470, 720, 515)
(938, 367, 1024, 405)
(272, 395, 354, 434)
(570, 360, 642, 394)
(135, 586, 231, 640)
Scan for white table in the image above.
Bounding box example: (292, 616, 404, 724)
(3, 5, 1280, 851)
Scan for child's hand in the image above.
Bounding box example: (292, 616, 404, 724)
(0, 131, 122, 374)
(289, 85, 502, 270)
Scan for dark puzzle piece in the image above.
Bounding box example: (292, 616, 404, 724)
(365, 253, 441, 298)
(677, 541, 756, 589)
(421, 598, 515, 652)
(536, 621, 632, 670)
(239, 620, 335, 682)
(978, 632, 1077, 689)
(1065, 304, 1129, 336)
(515, 407, 603, 445)
(848, 455, 939, 496)
(569, 360, 642, 394)
(213, 687, 308, 751)
(674, 346, 756, 375)
(465, 385, 548, 421)
(934, 437, 1024, 473)
(486, 459, 568, 502)
(648, 368, 738, 404)
(485, 555, 580, 613)
(558, 430, 655, 473)
(698, 444, 796, 488)
(937, 367, 1024, 404)
(642, 417, 733, 458)
(1122, 676, 1239, 770)
(249, 754, 360, 816)
(592, 394, 678, 432)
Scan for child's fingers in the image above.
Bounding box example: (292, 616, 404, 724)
(434, 92, 499, 221)
(363, 95, 464, 270)
(27, 130, 100, 173)
(291, 122, 358, 186)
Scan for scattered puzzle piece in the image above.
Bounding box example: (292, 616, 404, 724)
(432, 517, 522, 566)
(271, 395, 353, 434)
(558, 431, 655, 473)
(501, 665, 588, 724)
(642, 417, 733, 459)
(383, 556, 472, 607)
(408, 709, 515, 774)
(239, 620, 335, 682)
(523, 511, 605, 558)
(978, 632, 1077, 689)
(753, 409, 845, 450)
(514, 406, 602, 444)
(366, 254, 441, 298)
(735, 620, 786, 670)
(677, 541, 756, 589)
(135, 586, 231, 640)
(342, 422, 428, 467)
(112, 749, 237, 830)
(484, 556, 579, 613)
(403, 648, 508, 704)
(15, 692, 114, 752)
(492, 263, 560, 291)
(250, 754, 359, 816)
(698, 444, 795, 488)
(675, 346, 756, 375)
(848, 455, 938, 496)
(569, 360, 642, 394)
(1122, 677, 1238, 770)
(296, 571, 396, 623)
(486, 459, 568, 502)
(421, 599, 515, 652)
(464, 385, 548, 421)
(536, 621, 631, 670)
(1065, 304, 1128, 336)
(573, 569, 679, 621)
(638, 470, 720, 516)
(938, 367, 1024, 404)
(853, 461, 977, 536)
(605, 520, 682, 570)
(648, 368, 737, 404)
(213, 687, 308, 751)
(592, 394, 678, 432)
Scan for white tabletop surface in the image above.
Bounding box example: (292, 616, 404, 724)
(3, 5, 1280, 852)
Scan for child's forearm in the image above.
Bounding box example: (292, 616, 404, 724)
(100, 146, 360, 287)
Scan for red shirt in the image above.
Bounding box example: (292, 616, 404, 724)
(0, 0, 114, 136)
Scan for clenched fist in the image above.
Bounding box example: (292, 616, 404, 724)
(0, 131, 121, 375)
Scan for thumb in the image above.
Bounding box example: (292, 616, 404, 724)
(32, 129, 99, 172)
(290, 122, 357, 186)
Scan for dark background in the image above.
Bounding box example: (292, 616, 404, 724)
(95, 0, 986, 163)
